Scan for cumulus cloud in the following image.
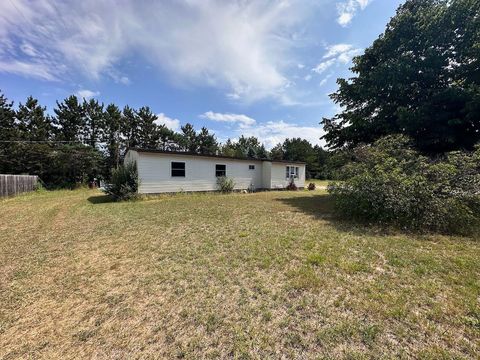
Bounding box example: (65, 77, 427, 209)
(200, 111, 256, 128)
(337, 0, 372, 26)
(76, 89, 100, 99)
(155, 113, 181, 132)
(0, 0, 312, 102)
(203, 111, 324, 148)
(240, 120, 325, 149)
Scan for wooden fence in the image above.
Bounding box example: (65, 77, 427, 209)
(0, 175, 38, 198)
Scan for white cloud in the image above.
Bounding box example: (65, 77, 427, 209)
(0, 0, 313, 102)
(319, 75, 331, 87)
(312, 58, 336, 74)
(240, 120, 325, 149)
(337, 0, 372, 26)
(323, 44, 354, 59)
(20, 42, 40, 57)
(0, 60, 58, 81)
(312, 43, 362, 75)
(155, 113, 181, 132)
(200, 111, 256, 129)
(76, 89, 100, 99)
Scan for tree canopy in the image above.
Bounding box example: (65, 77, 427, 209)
(322, 0, 480, 153)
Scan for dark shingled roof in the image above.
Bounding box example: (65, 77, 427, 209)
(128, 148, 306, 164)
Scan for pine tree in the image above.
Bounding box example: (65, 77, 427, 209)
(0, 91, 18, 173)
(83, 98, 104, 148)
(16, 96, 53, 141)
(180, 123, 198, 152)
(269, 143, 284, 160)
(103, 104, 122, 173)
(54, 95, 85, 143)
(197, 127, 218, 155)
(136, 106, 160, 149)
(158, 125, 178, 151)
(220, 139, 236, 157)
(121, 105, 140, 149)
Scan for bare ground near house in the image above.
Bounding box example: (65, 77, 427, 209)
(0, 189, 479, 359)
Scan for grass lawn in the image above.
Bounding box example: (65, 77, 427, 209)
(1, 189, 479, 359)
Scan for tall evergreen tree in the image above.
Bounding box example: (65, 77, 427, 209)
(103, 104, 122, 173)
(0, 91, 18, 173)
(0, 91, 17, 142)
(136, 106, 160, 149)
(269, 143, 284, 160)
(158, 125, 179, 151)
(220, 139, 236, 157)
(16, 96, 53, 141)
(54, 95, 85, 143)
(234, 136, 266, 159)
(180, 123, 198, 152)
(121, 105, 140, 149)
(83, 98, 104, 148)
(197, 127, 219, 155)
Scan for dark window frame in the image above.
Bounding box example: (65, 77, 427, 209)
(215, 164, 226, 177)
(171, 161, 186, 177)
(249, 165, 255, 170)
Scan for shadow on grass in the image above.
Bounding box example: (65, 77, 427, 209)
(278, 193, 335, 220)
(276, 193, 394, 237)
(87, 195, 115, 204)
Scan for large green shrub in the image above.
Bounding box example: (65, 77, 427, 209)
(104, 161, 139, 201)
(217, 176, 235, 193)
(328, 136, 480, 234)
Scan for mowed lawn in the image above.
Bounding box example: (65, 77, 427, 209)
(1, 190, 479, 359)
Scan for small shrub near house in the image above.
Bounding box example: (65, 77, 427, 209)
(104, 161, 139, 201)
(308, 183, 316, 191)
(328, 136, 480, 234)
(217, 176, 235, 193)
(286, 178, 298, 191)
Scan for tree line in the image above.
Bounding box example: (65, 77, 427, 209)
(0, 91, 334, 187)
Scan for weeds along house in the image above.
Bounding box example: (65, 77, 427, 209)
(125, 149, 306, 193)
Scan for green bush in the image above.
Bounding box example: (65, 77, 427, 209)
(217, 176, 235, 193)
(104, 161, 139, 201)
(328, 136, 480, 234)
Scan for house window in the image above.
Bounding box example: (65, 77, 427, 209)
(215, 164, 226, 177)
(286, 166, 299, 179)
(171, 162, 185, 177)
(249, 165, 255, 170)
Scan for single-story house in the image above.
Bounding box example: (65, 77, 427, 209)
(125, 149, 306, 194)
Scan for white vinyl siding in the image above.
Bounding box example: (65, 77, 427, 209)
(136, 153, 263, 193)
(129, 151, 306, 193)
(271, 163, 305, 189)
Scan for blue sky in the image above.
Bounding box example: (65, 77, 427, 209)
(0, 0, 403, 148)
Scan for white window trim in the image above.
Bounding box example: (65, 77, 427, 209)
(286, 165, 299, 179)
